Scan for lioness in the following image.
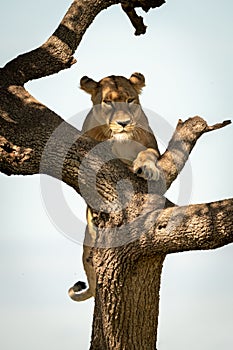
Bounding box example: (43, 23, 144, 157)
(69, 73, 161, 301)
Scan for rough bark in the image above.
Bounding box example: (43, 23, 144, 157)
(0, 1, 232, 350)
(91, 253, 165, 350)
(89, 198, 233, 349)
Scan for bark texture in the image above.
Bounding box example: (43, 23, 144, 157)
(0, 1, 232, 350)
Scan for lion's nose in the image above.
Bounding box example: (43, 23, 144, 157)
(116, 120, 131, 128)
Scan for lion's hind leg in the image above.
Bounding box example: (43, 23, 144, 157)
(68, 209, 97, 302)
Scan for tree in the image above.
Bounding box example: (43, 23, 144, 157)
(0, 1, 232, 349)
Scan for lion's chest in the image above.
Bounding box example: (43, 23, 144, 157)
(111, 140, 146, 166)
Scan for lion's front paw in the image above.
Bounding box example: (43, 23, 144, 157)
(134, 160, 160, 181)
(133, 150, 160, 181)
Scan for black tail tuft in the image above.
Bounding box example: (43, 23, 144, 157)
(73, 281, 87, 292)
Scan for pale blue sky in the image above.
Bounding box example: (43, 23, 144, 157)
(0, 1, 233, 349)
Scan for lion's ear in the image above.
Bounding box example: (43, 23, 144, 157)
(80, 76, 98, 94)
(129, 73, 145, 94)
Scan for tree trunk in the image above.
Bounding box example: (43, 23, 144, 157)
(91, 253, 165, 350)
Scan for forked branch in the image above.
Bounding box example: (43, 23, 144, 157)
(158, 117, 231, 192)
(0, 0, 165, 87)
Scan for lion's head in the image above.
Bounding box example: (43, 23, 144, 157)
(80, 73, 155, 146)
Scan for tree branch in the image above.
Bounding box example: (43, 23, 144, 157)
(140, 198, 233, 254)
(121, 4, 148, 35)
(121, 0, 165, 35)
(158, 116, 231, 192)
(0, 0, 111, 85)
(92, 197, 233, 256)
(0, 0, 166, 87)
(122, 0, 166, 12)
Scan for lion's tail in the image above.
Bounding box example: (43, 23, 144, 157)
(68, 281, 94, 302)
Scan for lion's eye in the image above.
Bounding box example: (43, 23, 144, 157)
(103, 99, 112, 106)
(127, 98, 135, 104)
